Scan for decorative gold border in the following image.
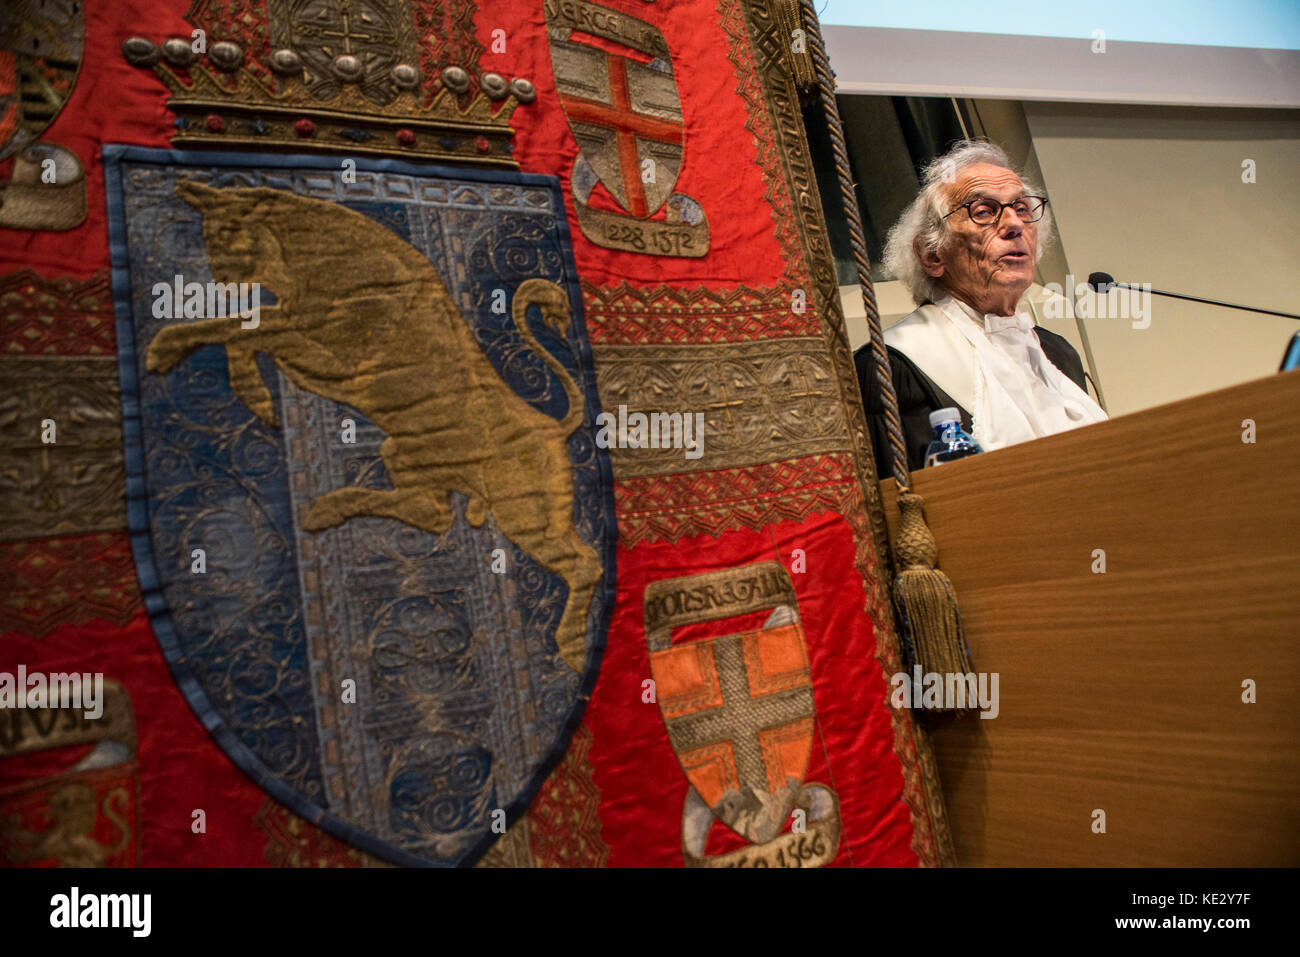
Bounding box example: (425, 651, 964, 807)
(721, 0, 956, 866)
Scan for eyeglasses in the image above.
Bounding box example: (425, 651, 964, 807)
(943, 196, 1048, 227)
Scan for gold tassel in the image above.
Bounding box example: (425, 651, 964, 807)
(774, 0, 816, 91)
(893, 491, 974, 708)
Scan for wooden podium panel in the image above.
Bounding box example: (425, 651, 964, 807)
(879, 370, 1300, 866)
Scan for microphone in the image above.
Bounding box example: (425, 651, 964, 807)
(1086, 272, 1300, 321)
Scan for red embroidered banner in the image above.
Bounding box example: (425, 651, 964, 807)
(0, 0, 952, 867)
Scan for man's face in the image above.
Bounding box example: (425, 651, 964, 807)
(919, 163, 1038, 315)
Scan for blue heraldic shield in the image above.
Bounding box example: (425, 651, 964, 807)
(105, 147, 616, 867)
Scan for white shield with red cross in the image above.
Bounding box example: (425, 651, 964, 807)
(545, 0, 709, 257)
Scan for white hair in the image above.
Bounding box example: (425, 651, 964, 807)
(882, 140, 1054, 305)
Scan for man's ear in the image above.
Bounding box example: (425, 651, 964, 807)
(916, 237, 945, 279)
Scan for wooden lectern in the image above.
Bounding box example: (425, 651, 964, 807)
(880, 370, 1300, 866)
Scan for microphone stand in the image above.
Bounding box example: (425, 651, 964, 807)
(1091, 279, 1300, 321)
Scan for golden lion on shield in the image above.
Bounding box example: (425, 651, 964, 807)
(146, 180, 600, 673)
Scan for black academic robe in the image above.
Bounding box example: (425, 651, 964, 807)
(855, 322, 1088, 479)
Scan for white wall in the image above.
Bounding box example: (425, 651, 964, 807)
(1024, 102, 1300, 417)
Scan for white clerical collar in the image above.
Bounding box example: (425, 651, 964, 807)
(942, 295, 1033, 336)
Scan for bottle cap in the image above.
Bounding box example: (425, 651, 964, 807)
(929, 407, 961, 429)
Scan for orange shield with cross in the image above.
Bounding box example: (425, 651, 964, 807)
(645, 563, 841, 865)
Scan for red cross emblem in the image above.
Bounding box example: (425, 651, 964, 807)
(557, 50, 684, 218)
(545, 0, 709, 257)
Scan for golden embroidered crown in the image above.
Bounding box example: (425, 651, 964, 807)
(120, 1, 534, 167)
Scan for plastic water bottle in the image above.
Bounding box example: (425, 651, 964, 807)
(923, 407, 983, 467)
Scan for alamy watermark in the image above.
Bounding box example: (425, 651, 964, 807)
(1042, 273, 1152, 329)
(889, 666, 1000, 719)
(0, 666, 104, 720)
(594, 404, 705, 461)
(50, 887, 151, 937)
(152, 274, 261, 328)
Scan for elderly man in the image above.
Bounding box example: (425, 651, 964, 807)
(856, 140, 1107, 476)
